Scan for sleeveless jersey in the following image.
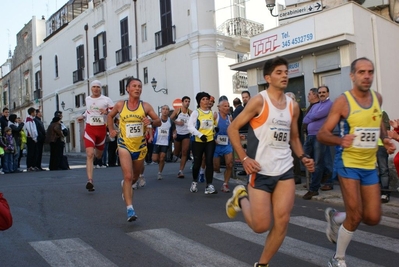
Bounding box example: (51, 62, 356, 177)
(118, 101, 147, 151)
(336, 90, 381, 169)
(194, 109, 214, 142)
(247, 91, 293, 176)
(215, 113, 231, 146)
(85, 95, 114, 126)
(154, 117, 172, 146)
(175, 108, 191, 135)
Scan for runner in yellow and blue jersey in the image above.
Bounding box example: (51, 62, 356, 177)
(108, 77, 161, 222)
(317, 57, 396, 267)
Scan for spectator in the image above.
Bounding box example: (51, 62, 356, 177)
(108, 117, 119, 167)
(302, 86, 333, 200)
(378, 110, 391, 203)
(1, 127, 16, 173)
(8, 114, 24, 173)
(24, 107, 38, 172)
(0, 108, 10, 135)
(232, 98, 243, 120)
(45, 116, 64, 171)
(18, 117, 27, 170)
(34, 109, 46, 171)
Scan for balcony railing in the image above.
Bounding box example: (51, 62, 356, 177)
(155, 25, 176, 50)
(232, 71, 248, 94)
(116, 46, 132, 65)
(73, 68, 84, 83)
(217, 17, 264, 38)
(34, 89, 42, 100)
(93, 58, 106, 75)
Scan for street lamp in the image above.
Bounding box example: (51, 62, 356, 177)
(61, 101, 73, 112)
(151, 78, 168, 94)
(265, 0, 279, 17)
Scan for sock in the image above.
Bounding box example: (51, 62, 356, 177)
(127, 205, 133, 210)
(334, 211, 346, 224)
(335, 225, 354, 259)
(200, 168, 205, 174)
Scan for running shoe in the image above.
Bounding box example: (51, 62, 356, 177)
(328, 256, 346, 267)
(86, 181, 95, 192)
(157, 173, 163, 180)
(138, 175, 146, 187)
(132, 181, 138, 190)
(325, 207, 339, 244)
(177, 171, 184, 178)
(198, 173, 205, 183)
(205, 184, 218, 194)
(127, 208, 138, 222)
(190, 182, 198, 193)
(221, 183, 230, 193)
(381, 194, 390, 203)
(226, 185, 248, 219)
(254, 263, 269, 267)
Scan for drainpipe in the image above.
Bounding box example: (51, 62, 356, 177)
(84, 24, 90, 95)
(133, 0, 139, 78)
(39, 55, 44, 118)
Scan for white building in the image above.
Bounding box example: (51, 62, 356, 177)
(31, 0, 276, 152)
(232, 2, 399, 118)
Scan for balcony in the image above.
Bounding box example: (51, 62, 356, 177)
(93, 58, 106, 75)
(34, 89, 42, 100)
(232, 71, 248, 94)
(116, 46, 132, 65)
(155, 25, 176, 50)
(217, 17, 264, 38)
(73, 68, 84, 83)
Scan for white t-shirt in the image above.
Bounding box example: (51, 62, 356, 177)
(84, 95, 114, 126)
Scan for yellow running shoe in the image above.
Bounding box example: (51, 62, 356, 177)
(226, 185, 248, 219)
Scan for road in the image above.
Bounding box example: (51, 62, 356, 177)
(0, 157, 398, 266)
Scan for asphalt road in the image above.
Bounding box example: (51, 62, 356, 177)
(1, 157, 398, 267)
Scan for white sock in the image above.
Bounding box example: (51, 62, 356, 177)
(334, 211, 346, 224)
(127, 205, 133, 210)
(200, 168, 205, 174)
(335, 225, 353, 259)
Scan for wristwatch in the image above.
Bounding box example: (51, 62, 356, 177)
(299, 154, 311, 160)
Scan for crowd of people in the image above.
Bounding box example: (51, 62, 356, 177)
(1, 56, 399, 267)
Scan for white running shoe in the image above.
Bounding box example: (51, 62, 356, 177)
(157, 173, 163, 180)
(325, 207, 339, 244)
(205, 184, 217, 194)
(138, 175, 146, 187)
(328, 256, 346, 267)
(132, 181, 138, 190)
(190, 182, 198, 193)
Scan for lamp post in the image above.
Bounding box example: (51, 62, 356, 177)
(151, 78, 168, 94)
(265, 0, 279, 17)
(61, 101, 73, 112)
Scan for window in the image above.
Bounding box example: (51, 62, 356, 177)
(94, 32, 107, 61)
(73, 45, 85, 83)
(93, 32, 107, 74)
(75, 93, 86, 108)
(35, 71, 42, 90)
(120, 17, 129, 48)
(155, 0, 175, 49)
(233, 0, 246, 19)
(76, 45, 85, 69)
(102, 85, 108, 97)
(3, 91, 7, 106)
(143, 67, 148, 84)
(141, 24, 147, 42)
(55, 55, 59, 78)
(119, 78, 130, 96)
